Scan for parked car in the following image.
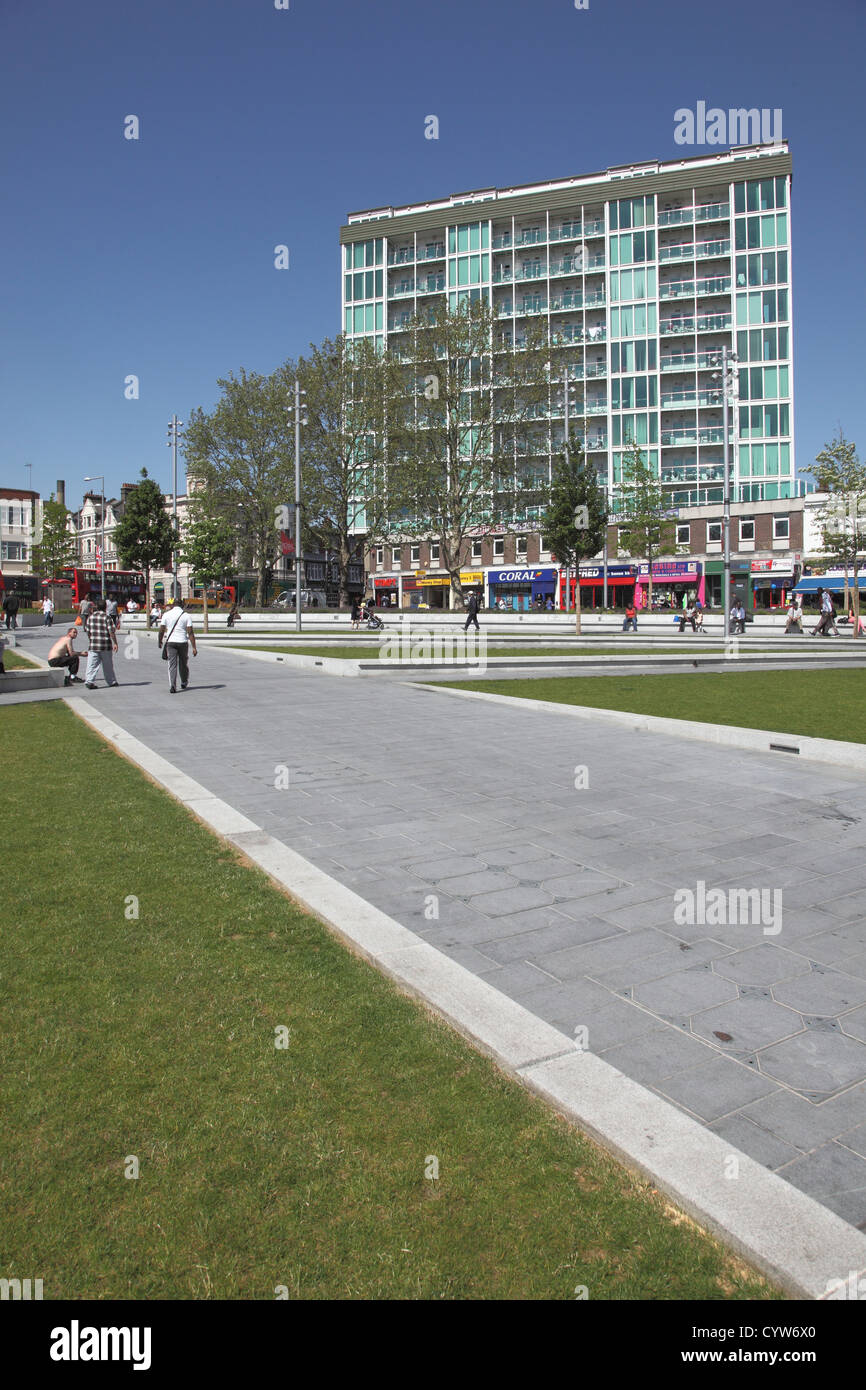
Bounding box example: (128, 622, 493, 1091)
(272, 588, 326, 609)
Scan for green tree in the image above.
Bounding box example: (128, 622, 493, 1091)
(299, 336, 406, 607)
(541, 437, 606, 633)
(382, 298, 552, 610)
(113, 469, 176, 628)
(183, 368, 295, 607)
(31, 497, 76, 581)
(616, 442, 676, 612)
(812, 430, 866, 636)
(179, 509, 237, 633)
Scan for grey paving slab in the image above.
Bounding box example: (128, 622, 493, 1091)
(691, 997, 804, 1053)
(43, 628, 866, 1232)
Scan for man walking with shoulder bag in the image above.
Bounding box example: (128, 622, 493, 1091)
(158, 597, 197, 693)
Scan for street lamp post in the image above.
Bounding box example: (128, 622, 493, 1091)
(83, 475, 105, 600)
(287, 382, 307, 634)
(561, 367, 580, 613)
(167, 416, 183, 600)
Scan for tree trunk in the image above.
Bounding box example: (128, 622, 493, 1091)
(574, 567, 582, 634)
(145, 568, 151, 629)
(450, 574, 464, 612)
(202, 591, 209, 634)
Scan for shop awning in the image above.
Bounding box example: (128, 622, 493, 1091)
(794, 576, 866, 593)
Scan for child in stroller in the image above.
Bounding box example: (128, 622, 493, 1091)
(364, 597, 384, 631)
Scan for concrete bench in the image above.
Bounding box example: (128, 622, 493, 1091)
(0, 668, 66, 694)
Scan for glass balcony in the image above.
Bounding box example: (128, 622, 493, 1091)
(416, 275, 445, 294)
(585, 253, 605, 269)
(420, 243, 445, 260)
(585, 400, 608, 414)
(516, 228, 544, 245)
(658, 208, 694, 227)
(388, 281, 416, 298)
(695, 202, 729, 222)
(549, 257, 583, 276)
(496, 302, 514, 317)
(492, 234, 512, 250)
(660, 353, 696, 371)
(519, 298, 548, 314)
(387, 317, 411, 332)
(659, 281, 696, 300)
(550, 292, 583, 311)
(584, 219, 604, 235)
(696, 275, 730, 296)
(696, 313, 731, 331)
(492, 269, 513, 284)
(661, 430, 698, 447)
(662, 464, 698, 482)
(697, 350, 724, 368)
(516, 264, 545, 280)
(659, 243, 695, 262)
(699, 427, 725, 444)
(550, 222, 583, 241)
(584, 290, 605, 306)
(586, 435, 608, 450)
(387, 248, 414, 266)
(585, 362, 607, 378)
(695, 239, 730, 259)
(660, 318, 696, 335)
(660, 390, 697, 408)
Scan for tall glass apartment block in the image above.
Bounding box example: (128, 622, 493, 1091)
(339, 143, 794, 520)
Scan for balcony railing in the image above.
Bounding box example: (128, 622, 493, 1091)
(516, 229, 543, 245)
(696, 275, 730, 296)
(584, 219, 604, 235)
(695, 239, 730, 259)
(416, 275, 445, 294)
(492, 270, 513, 284)
(516, 265, 545, 280)
(492, 234, 512, 250)
(585, 252, 605, 269)
(659, 243, 695, 262)
(696, 312, 731, 331)
(660, 389, 724, 408)
(387, 249, 414, 266)
(549, 257, 583, 276)
(658, 208, 694, 227)
(585, 400, 608, 414)
(550, 222, 583, 241)
(550, 292, 584, 311)
(659, 281, 696, 299)
(419, 243, 445, 260)
(388, 281, 416, 298)
(695, 202, 729, 222)
(662, 427, 726, 446)
(660, 318, 696, 335)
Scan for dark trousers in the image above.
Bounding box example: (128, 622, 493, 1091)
(4, 613, 17, 629)
(49, 654, 79, 676)
(166, 642, 189, 689)
(464, 613, 479, 631)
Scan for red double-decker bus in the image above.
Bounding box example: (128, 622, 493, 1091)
(48, 567, 147, 608)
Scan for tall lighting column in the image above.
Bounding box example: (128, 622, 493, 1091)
(167, 416, 183, 600)
(721, 348, 738, 637)
(287, 382, 307, 634)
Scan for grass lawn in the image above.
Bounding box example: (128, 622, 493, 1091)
(2, 648, 38, 669)
(438, 668, 866, 744)
(212, 643, 743, 660)
(0, 702, 779, 1301)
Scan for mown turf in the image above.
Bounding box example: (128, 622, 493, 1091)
(0, 703, 779, 1301)
(437, 668, 866, 743)
(213, 643, 744, 659)
(2, 649, 37, 669)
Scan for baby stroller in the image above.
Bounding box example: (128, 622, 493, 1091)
(364, 602, 384, 632)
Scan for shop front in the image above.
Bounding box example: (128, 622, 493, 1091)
(750, 558, 797, 611)
(418, 573, 451, 610)
(560, 563, 636, 610)
(635, 559, 704, 610)
(488, 567, 558, 612)
(373, 575, 399, 608)
(704, 559, 752, 613)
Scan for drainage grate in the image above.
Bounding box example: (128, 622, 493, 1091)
(769, 742, 800, 754)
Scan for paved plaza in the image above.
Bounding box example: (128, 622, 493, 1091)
(16, 628, 866, 1230)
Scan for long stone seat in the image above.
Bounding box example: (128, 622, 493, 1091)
(0, 668, 65, 693)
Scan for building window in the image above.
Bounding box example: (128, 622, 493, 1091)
(410, 544, 420, 565)
(740, 518, 755, 542)
(430, 541, 440, 564)
(471, 538, 482, 562)
(676, 524, 690, 546)
(392, 546, 401, 568)
(773, 515, 789, 540)
(375, 547, 383, 567)
(516, 535, 527, 559)
(707, 522, 722, 544)
(493, 536, 504, 559)
(539, 535, 549, 556)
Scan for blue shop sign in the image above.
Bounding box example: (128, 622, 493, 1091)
(489, 567, 557, 585)
(578, 564, 635, 580)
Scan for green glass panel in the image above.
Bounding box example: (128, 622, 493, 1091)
(365, 242, 374, 267)
(778, 364, 788, 396)
(365, 271, 374, 297)
(734, 184, 746, 214)
(375, 239, 383, 265)
(345, 308, 352, 333)
(776, 213, 787, 245)
(354, 243, 365, 268)
(375, 302, 383, 329)
(365, 304, 374, 331)
(735, 220, 746, 251)
(457, 226, 470, 252)
(775, 177, 786, 209)
(354, 306, 364, 332)
(375, 269, 382, 296)
(345, 274, 352, 302)
(761, 215, 776, 248)
(481, 224, 489, 249)
(765, 443, 779, 474)
(481, 253, 489, 280)
(736, 294, 748, 326)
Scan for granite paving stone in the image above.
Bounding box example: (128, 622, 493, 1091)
(759, 1031, 866, 1096)
(691, 997, 804, 1053)
(655, 1056, 779, 1123)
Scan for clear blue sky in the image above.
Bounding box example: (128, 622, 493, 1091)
(1, 0, 863, 507)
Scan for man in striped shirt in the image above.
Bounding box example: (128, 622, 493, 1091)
(83, 599, 119, 688)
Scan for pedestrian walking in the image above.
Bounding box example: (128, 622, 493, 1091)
(158, 597, 197, 693)
(464, 590, 480, 632)
(105, 596, 119, 629)
(350, 596, 361, 630)
(42, 596, 55, 626)
(3, 590, 20, 629)
(48, 628, 84, 685)
(812, 588, 834, 637)
(78, 596, 95, 624)
(83, 599, 119, 688)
